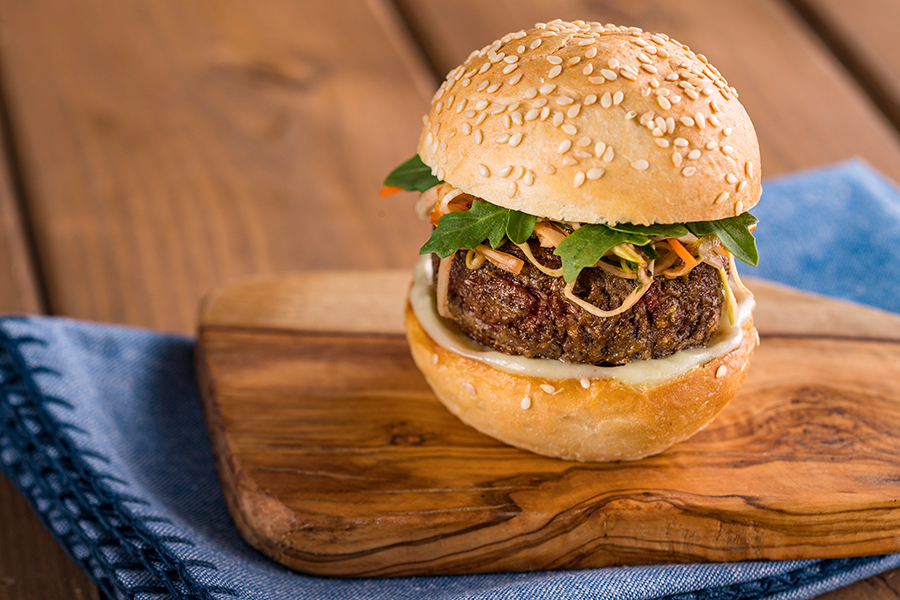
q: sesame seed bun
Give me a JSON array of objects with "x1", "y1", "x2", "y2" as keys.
[
  {"x1": 405, "y1": 302, "x2": 758, "y2": 462},
  {"x1": 418, "y1": 20, "x2": 761, "y2": 225}
]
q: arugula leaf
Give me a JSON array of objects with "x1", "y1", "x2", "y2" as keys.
[
  {"x1": 686, "y1": 212, "x2": 758, "y2": 266},
  {"x1": 384, "y1": 155, "x2": 443, "y2": 193},
  {"x1": 506, "y1": 211, "x2": 538, "y2": 244},
  {"x1": 553, "y1": 224, "x2": 650, "y2": 282},
  {"x1": 609, "y1": 222, "x2": 689, "y2": 238},
  {"x1": 420, "y1": 200, "x2": 536, "y2": 257}
]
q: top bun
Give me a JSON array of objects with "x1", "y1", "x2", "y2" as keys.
[{"x1": 418, "y1": 20, "x2": 761, "y2": 225}]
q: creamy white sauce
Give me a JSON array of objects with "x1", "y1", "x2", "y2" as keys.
[{"x1": 410, "y1": 256, "x2": 755, "y2": 388}]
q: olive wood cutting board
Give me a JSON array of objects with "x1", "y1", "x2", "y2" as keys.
[{"x1": 195, "y1": 270, "x2": 900, "y2": 577}]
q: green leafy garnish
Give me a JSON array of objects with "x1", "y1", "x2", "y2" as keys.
[
  {"x1": 554, "y1": 225, "x2": 652, "y2": 282},
  {"x1": 384, "y1": 155, "x2": 443, "y2": 193},
  {"x1": 420, "y1": 200, "x2": 537, "y2": 257},
  {"x1": 609, "y1": 222, "x2": 689, "y2": 238},
  {"x1": 686, "y1": 213, "x2": 759, "y2": 266}
]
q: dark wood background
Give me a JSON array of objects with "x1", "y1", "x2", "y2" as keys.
[{"x1": 0, "y1": 0, "x2": 899, "y2": 598}]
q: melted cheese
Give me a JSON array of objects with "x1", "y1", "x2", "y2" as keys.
[{"x1": 409, "y1": 256, "x2": 754, "y2": 388}]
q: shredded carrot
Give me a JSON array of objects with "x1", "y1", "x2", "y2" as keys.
[
  {"x1": 379, "y1": 185, "x2": 404, "y2": 197},
  {"x1": 534, "y1": 221, "x2": 568, "y2": 248},
  {"x1": 475, "y1": 244, "x2": 524, "y2": 275},
  {"x1": 667, "y1": 238, "x2": 698, "y2": 268}
]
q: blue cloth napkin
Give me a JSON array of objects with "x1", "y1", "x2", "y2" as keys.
[{"x1": 2, "y1": 159, "x2": 900, "y2": 600}]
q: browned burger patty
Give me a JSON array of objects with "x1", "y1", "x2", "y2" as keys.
[{"x1": 434, "y1": 241, "x2": 724, "y2": 366}]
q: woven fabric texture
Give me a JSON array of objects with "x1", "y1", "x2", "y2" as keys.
[{"x1": 1, "y1": 160, "x2": 900, "y2": 599}]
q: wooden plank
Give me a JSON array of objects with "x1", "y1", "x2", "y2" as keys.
[
  {"x1": 792, "y1": 0, "x2": 900, "y2": 133},
  {"x1": 394, "y1": 0, "x2": 900, "y2": 182},
  {"x1": 197, "y1": 271, "x2": 900, "y2": 577},
  {"x1": 0, "y1": 0, "x2": 436, "y2": 333}
]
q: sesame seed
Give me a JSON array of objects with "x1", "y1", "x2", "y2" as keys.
[
  {"x1": 709, "y1": 114, "x2": 720, "y2": 127},
  {"x1": 464, "y1": 382, "x2": 476, "y2": 395},
  {"x1": 641, "y1": 64, "x2": 658, "y2": 73},
  {"x1": 706, "y1": 141, "x2": 719, "y2": 150},
  {"x1": 562, "y1": 156, "x2": 578, "y2": 166},
  {"x1": 503, "y1": 114, "x2": 511, "y2": 128},
  {"x1": 487, "y1": 82, "x2": 501, "y2": 93},
  {"x1": 650, "y1": 34, "x2": 666, "y2": 45},
  {"x1": 687, "y1": 149, "x2": 701, "y2": 160},
  {"x1": 509, "y1": 132, "x2": 524, "y2": 147},
  {"x1": 498, "y1": 165, "x2": 513, "y2": 177},
  {"x1": 695, "y1": 113, "x2": 707, "y2": 129},
  {"x1": 568, "y1": 56, "x2": 582, "y2": 66},
  {"x1": 547, "y1": 55, "x2": 563, "y2": 65},
  {"x1": 521, "y1": 397, "x2": 532, "y2": 410},
  {"x1": 601, "y1": 92, "x2": 612, "y2": 108},
  {"x1": 549, "y1": 65, "x2": 562, "y2": 78},
  {"x1": 602, "y1": 146, "x2": 615, "y2": 161},
  {"x1": 594, "y1": 141, "x2": 606, "y2": 156},
  {"x1": 580, "y1": 377, "x2": 590, "y2": 389},
  {"x1": 435, "y1": 101, "x2": 443, "y2": 113},
  {"x1": 524, "y1": 87, "x2": 538, "y2": 99},
  {"x1": 657, "y1": 47, "x2": 670, "y2": 58},
  {"x1": 587, "y1": 167, "x2": 605, "y2": 179},
  {"x1": 511, "y1": 111, "x2": 524, "y2": 125},
  {"x1": 633, "y1": 38, "x2": 648, "y2": 47},
  {"x1": 556, "y1": 95, "x2": 575, "y2": 106},
  {"x1": 478, "y1": 63, "x2": 491, "y2": 75},
  {"x1": 540, "y1": 106, "x2": 551, "y2": 120},
  {"x1": 632, "y1": 159, "x2": 649, "y2": 170},
  {"x1": 475, "y1": 112, "x2": 487, "y2": 125},
  {"x1": 508, "y1": 181, "x2": 517, "y2": 197},
  {"x1": 640, "y1": 112, "x2": 653, "y2": 126},
  {"x1": 585, "y1": 46, "x2": 598, "y2": 58},
  {"x1": 512, "y1": 165, "x2": 525, "y2": 180},
  {"x1": 475, "y1": 100, "x2": 489, "y2": 111},
  {"x1": 525, "y1": 108, "x2": 540, "y2": 121},
  {"x1": 461, "y1": 78, "x2": 471, "y2": 87},
  {"x1": 568, "y1": 105, "x2": 581, "y2": 118},
  {"x1": 655, "y1": 138, "x2": 670, "y2": 148},
  {"x1": 674, "y1": 137, "x2": 688, "y2": 147},
  {"x1": 721, "y1": 145, "x2": 734, "y2": 155},
  {"x1": 490, "y1": 104, "x2": 506, "y2": 115},
  {"x1": 495, "y1": 132, "x2": 510, "y2": 144},
  {"x1": 562, "y1": 123, "x2": 577, "y2": 135},
  {"x1": 624, "y1": 110, "x2": 637, "y2": 120},
  {"x1": 504, "y1": 55, "x2": 518, "y2": 64},
  {"x1": 702, "y1": 87, "x2": 714, "y2": 96},
  {"x1": 735, "y1": 200, "x2": 743, "y2": 215},
  {"x1": 613, "y1": 91, "x2": 624, "y2": 105},
  {"x1": 474, "y1": 129, "x2": 483, "y2": 143},
  {"x1": 558, "y1": 139, "x2": 572, "y2": 154},
  {"x1": 574, "y1": 150, "x2": 591, "y2": 158},
  {"x1": 682, "y1": 166, "x2": 696, "y2": 177},
  {"x1": 477, "y1": 164, "x2": 490, "y2": 177},
  {"x1": 685, "y1": 89, "x2": 699, "y2": 100},
  {"x1": 672, "y1": 152, "x2": 683, "y2": 167},
  {"x1": 670, "y1": 95, "x2": 681, "y2": 104},
  {"x1": 476, "y1": 80, "x2": 489, "y2": 92},
  {"x1": 552, "y1": 112, "x2": 564, "y2": 126},
  {"x1": 737, "y1": 180, "x2": 748, "y2": 192},
  {"x1": 620, "y1": 70, "x2": 637, "y2": 81},
  {"x1": 715, "y1": 365, "x2": 727, "y2": 378},
  {"x1": 637, "y1": 52, "x2": 652, "y2": 64},
  {"x1": 574, "y1": 171, "x2": 586, "y2": 187},
  {"x1": 461, "y1": 122, "x2": 472, "y2": 135},
  {"x1": 456, "y1": 99, "x2": 467, "y2": 113},
  {"x1": 540, "y1": 84, "x2": 557, "y2": 94},
  {"x1": 724, "y1": 127, "x2": 733, "y2": 136},
  {"x1": 584, "y1": 94, "x2": 597, "y2": 106},
  {"x1": 725, "y1": 173, "x2": 737, "y2": 184},
  {"x1": 657, "y1": 96, "x2": 672, "y2": 110},
  {"x1": 540, "y1": 383, "x2": 556, "y2": 394},
  {"x1": 651, "y1": 128, "x2": 663, "y2": 137},
  {"x1": 517, "y1": 45, "x2": 525, "y2": 54},
  {"x1": 716, "y1": 191, "x2": 730, "y2": 204},
  {"x1": 745, "y1": 161, "x2": 754, "y2": 177},
  {"x1": 679, "y1": 116, "x2": 694, "y2": 128},
  {"x1": 600, "y1": 68, "x2": 617, "y2": 80},
  {"x1": 576, "y1": 136, "x2": 591, "y2": 147},
  {"x1": 509, "y1": 73, "x2": 523, "y2": 85},
  {"x1": 502, "y1": 64, "x2": 517, "y2": 74},
  {"x1": 530, "y1": 39, "x2": 542, "y2": 49}
]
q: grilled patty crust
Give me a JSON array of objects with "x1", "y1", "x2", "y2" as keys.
[{"x1": 434, "y1": 241, "x2": 725, "y2": 366}]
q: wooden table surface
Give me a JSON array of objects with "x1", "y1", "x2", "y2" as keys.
[{"x1": 0, "y1": 1, "x2": 898, "y2": 598}]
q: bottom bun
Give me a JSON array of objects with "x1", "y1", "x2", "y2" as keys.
[{"x1": 405, "y1": 302, "x2": 757, "y2": 462}]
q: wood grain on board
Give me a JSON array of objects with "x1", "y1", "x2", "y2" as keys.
[
  {"x1": 0, "y1": 0, "x2": 435, "y2": 333},
  {"x1": 196, "y1": 271, "x2": 900, "y2": 577},
  {"x1": 395, "y1": 0, "x2": 900, "y2": 181}
]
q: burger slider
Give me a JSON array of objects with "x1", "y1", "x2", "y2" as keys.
[{"x1": 383, "y1": 19, "x2": 761, "y2": 461}]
